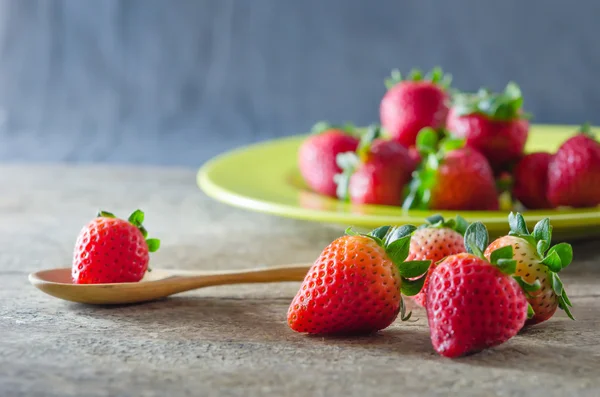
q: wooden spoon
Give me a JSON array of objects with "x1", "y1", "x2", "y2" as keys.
[{"x1": 28, "y1": 264, "x2": 311, "y2": 305}]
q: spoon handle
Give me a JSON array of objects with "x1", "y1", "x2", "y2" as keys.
[{"x1": 163, "y1": 263, "x2": 312, "y2": 293}]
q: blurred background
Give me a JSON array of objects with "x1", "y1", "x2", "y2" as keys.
[{"x1": 0, "y1": 0, "x2": 598, "y2": 166}]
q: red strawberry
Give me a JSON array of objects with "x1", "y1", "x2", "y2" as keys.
[
  {"x1": 485, "y1": 212, "x2": 574, "y2": 325},
  {"x1": 547, "y1": 124, "x2": 600, "y2": 208},
  {"x1": 288, "y1": 225, "x2": 431, "y2": 335},
  {"x1": 426, "y1": 222, "x2": 528, "y2": 358},
  {"x1": 512, "y1": 152, "x2": 554, "y2": 209},
  {"x1": 380, "y1": 67, "x2": 451, "y2": 148},
  {"x1": 407, "y1": 214, "x2": 468, "y2": 307},
  {"x1": 335, "y1": 125, "x2": 415, "y2": 206},
  {"x1": 446, "y1": 82, "x2": 529, "y2": 172},
  {"x1": 403, "y1": 129, "x2": 499, "y2": 211},
  {"x1": 298, "y1": 122, "x2": 359, "y2": 197},
  {"x1": 72, "y1": 210, "x2": 160, "y2": 284}
]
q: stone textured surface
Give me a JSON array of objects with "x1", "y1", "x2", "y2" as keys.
[
  {"x1": 1, "y1": 1, "x2": 600, "y2": 166},
  {"x1": 1, "y1": 164, "x2": 600, "y2": 396}
]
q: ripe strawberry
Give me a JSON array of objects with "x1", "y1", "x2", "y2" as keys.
[
  {"x1": 426, "y1": 222, "x2": 528, "y2": 358},
  {"x1": 407, "y1": 214, "x2": 468, "y2": 308},
  {"x1": 402, "y1": 129, "x2": 499, "y2": 211},
  {"x1": 298, "y1": 122, "x2": 359, "y2": 197},
  {"x1": 380, "y1": 67, "x2": 451, "y2": 148},
  {"x1": 288, "y1": 225, "x2": 431, "y2": 335},
  {"x1": 72, "y1": 210, "x2": 161, "y2": 284},
  {"x1": 547, "y1": 124, "x2": 600, "y2": 208},
  {"x1": 446, "y1": 82, "x2": 529, "y2": 172},
  {"x1": 512, "y1": 152, "x2": 554, "y2": 209},
  {"x1": 485, "y1": 212, "x2": 574, "y2": 325},
  {"x1": 335, "y1": 125, "x2": 415, "y2": 206}
]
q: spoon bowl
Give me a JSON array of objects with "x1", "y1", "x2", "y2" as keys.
[{"x1": 29, "y1": 264, "x2": 311, "y2": 305}]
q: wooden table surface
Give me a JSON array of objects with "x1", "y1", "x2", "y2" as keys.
[{"x1": 1, "y1": 164, "x2": 599, "y2": 397}]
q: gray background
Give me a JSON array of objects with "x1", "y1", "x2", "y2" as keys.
[{"x1": 0, "y1": 0, "x2": 597, "y2": 166}]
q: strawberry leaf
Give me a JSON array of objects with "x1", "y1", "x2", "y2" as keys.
[
  {"x1": 97, "y1": 210, "x2": 116, "y2": 218},
  {"x1": 128, "y1": 209, "x2": 145, "y2": 227},
  {"x1": 452, "y1": 82, "x2": 527, "y2": 121},
  {"x1": 532, "y1": 218, "x2": 551, "y2": 256},
  {"x1": 310, "y1": 121, "x2": 358, "y2": 136},
  {"x1": 384, "y1": 69, "x2": 403, "y2": 90},
  {"x1": 139, "y1": 226, "x2": 148, "y2": 239},
  {"x1": 552, "y1": 272, "x2": 564, "y2": 297},
  {"x1": 401, "y1": 274, "x2": 427, "y2": 296},
  {"x1": 425, "y1": 214, "x2": 444, "y2": 226},
  {"x1": 548, "y1": 243, "x2": 573, "y2": 270},
  {"x1": 527, "y1": 303, "x2": 535, "y2": 319},
  {"x1": 464, "y1": 222, "x2": 489, "y2": 259},
  {"x1": 334, "y1": 152, "x2": 359, "y2": 201},
  {"x1": 541, "y1": 251, "x2": 562, "y2": 272},
  {"x1": 146, "y1": 238, "x2": 160, "y2": 253},
  {"x1": 439, "y1": 137, "x2": 465, "y2": 153},
  {"x1": 495, "y1": 259, "x2": 517, "y2": 275},
  {"x1": 558, "y1": 296, "x2": 575, "y2": 320},
  {"x1": 489, "y1": 245, "x2": 514, "y2": 264},
  {"x1": 344, "y1": 226, "x2": 360, "y2": 236},
  {"x1": 513, "y1": 276, "x2": 541, "y2": 293},
  {"x1": 508, "y1": 212, "x2": 529, "y2": 236},
  {"x1": 399, "y1": 297, "x2": 412, "y2": 321},
  {"x1": 578, "y1": 122, "x2": 592, "y2": 135},
  {"x1": 384, "y1": 225, "x2": 417, "y2": 246},
  {"x1": 416, "y1": 127, "x2": 439, "y2": 153},
  {"x1": 356, "y1": 124, "x2": 381, "y2": 161},
  {"x1": 397, "y1": 260, "x2": 431, "y2": 278},
  {"x1": 368, "y1": 226, "x2": 391, "y2": 241},
  {"x1": 385, "y1": 235, "x2": 412, "y2": 265},
  {"x1": 336, "y1": 151, "x2": 359, "y2": 171}
]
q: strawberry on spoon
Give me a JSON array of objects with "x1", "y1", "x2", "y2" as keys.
[{"x1": 72, "y1": 209, "x2": 160, "y2": 284}]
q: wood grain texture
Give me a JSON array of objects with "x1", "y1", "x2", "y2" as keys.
[
  {"x1": 0, "y1": 0, "x2": 599, "y2": 166},
  {"x1": 0, "y1": 164, "x2": 599, "y2": 396}
]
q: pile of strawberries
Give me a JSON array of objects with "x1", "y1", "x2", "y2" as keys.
[
  {"x1": 287, "y1": 213, "x2": 574, "y2": 358},
  {"x1": 298, "y1": 67, "x2": 600, "y2": 210}
]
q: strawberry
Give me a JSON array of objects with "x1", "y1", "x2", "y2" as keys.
[
  {"x1": 512, "y1": 152, "x2": 554, "y2": 209},
  {"x1": 407, "y1": 214, "x2": 468, "y2": 307},
  {"x1": 446, "y1": 82, "x2": 529, "y2": 172},
  {"x1": 547, "y1": 124, "x2": 600, "y2": 208},
  {"x1": 298, "y1": 122, "x2": 359, "y2": 197},
  {"x1": 402, "y1": 129, "x2": 499, "y2": 211},
  {"x1": 379, "y1": 67, "x2": 451, "y2": 148},
  {"x1": 287, "y1": 225, "x2": 431, "y2": 335},
  {"x1": 72, "y1": 210, "x2": 161, "y2": 284},
  {"x1": 485, "y1": 212, "x2": 574, "y2": 325},
  {"x1": 335, "y1": 125, "x2": 415, "y2": 206},
  {"x1": 426, "y1": 222, "x2": 529, "y2": 358}
]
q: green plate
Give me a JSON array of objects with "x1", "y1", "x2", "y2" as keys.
[{"x1": 197, "y1": 124, "x2": 600, "y2": 240}]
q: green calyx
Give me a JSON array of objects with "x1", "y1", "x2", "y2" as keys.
[
  {"x1": 464, "y1": 221, "x2": 541, "y2": 296},
  {"x1": 384, "y1": 66, "x2": 452, "y2": 90},
  {"x1": 310, "y1": 120, "x2": 359, "y2": 136},
  {"x1": 506, "y1": 212, "x2": 574, "y2": 320},
  {"x1": 334, "y1": 124, "x2": 383, "y2": 201},
  {"x1": 451, "y1": 82, "x2": 530, "y2": 121},
  {"x1": 577, "y1": 122, "x2": 596, "y2": 140},
  {"x1": 402, "y1": 127, "x2": 465, "y2": 210},
  {"x1": 345, "y1": 224, "x2": 433, "y2": 320},
  {"x1": 97, "y1": 209, "x2": 161, "y2": 253},
  {"x1": 419, "y1": 214, "x2": 469, "y2": 236}
]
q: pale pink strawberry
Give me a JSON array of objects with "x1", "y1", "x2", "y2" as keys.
[{"x1": 407, "y1": 215, "x2": 468, "y2": 307}]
